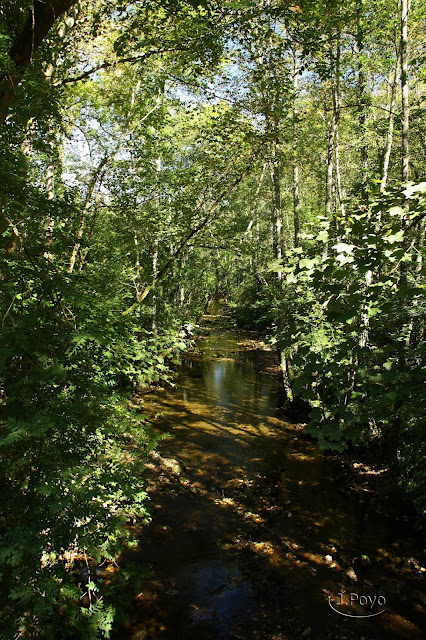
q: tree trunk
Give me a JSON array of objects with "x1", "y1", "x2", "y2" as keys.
[
  {"x1": 387, "y1": 0, "x2": 412, "y2": 482},
  {"x1": 360, "y1": 269, "x2": 373, "y2": 349},
  {"x1": 0, "y1": 0, "x2": 78, "y2": 125},
  {"x1": 380, "y1": 66, "x2": 398, "y2": 191},
  {"x1": 400, "y1": 0, "x2": 410, "y2": 182},
  {"x1": 333, "y1": 42, "x2": 345, "y2": 221},
  {"x1": 325, "y1": 107, "x2": 334, "y2": 219},
  {"x1": 152, "y1": 156, "x2": 161, "y2": 335},
  {"x1": 151, "y1": 237, "x2": 159, "y2": 335},
  {"x1": 408, "y1": 220, "x2": 425, "y2": 346},
  {"x1": 356, "y1": 0, "x2": 368, "y2": 199},
  {"x1": 270, "y1": 137, "x2": 283, "y2": 276},
  {"x1": 292, "y1": 52, "x2": 301, "y2": 247},
  {"x1": 43, "y1": 139, "x2": 56, "y2": 260},
  {"x1": 248, "y1": 162, "x2": 266, "y2": 273}
]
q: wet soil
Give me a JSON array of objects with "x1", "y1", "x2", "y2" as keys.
[{"x1": 113, "y1": 314, "x2": 426, "y2": 640}]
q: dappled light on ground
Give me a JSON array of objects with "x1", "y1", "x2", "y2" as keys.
[{"x1": 114, "y1": 324, "x2": 426, "y2": 640}]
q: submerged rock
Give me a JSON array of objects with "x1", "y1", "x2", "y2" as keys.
[{"x1": 345, "y1": 567, "x2": 358, "y2": 581}]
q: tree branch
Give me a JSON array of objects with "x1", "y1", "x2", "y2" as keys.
[
  {"x1": 61, "y1": 49, "x2": 179, "y2": 85},
  {"x1": 324, "y1": 103, "x2": 400, "y2": 119}
]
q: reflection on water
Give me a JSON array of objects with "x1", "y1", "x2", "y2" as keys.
[{"x1": 116, "y1": 328, "x2": 426, "y2": 640}]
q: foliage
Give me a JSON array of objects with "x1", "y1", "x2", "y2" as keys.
[
  {"x1": 273, "y1": 183, "x2": 425, "y2": 500},
  {"x1": 0, "y1": 189, "x2": 189, "y2": 636},
  {"x1": 0, "y1": 0, "x2": 425, "y2": 636}
]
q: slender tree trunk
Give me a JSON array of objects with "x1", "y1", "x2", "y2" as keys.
[
  {"x1": 334, "y1": 130, "x2": 344, "y2": 219},
  {"x1": 333, "y1": 42, "x2": 345, "y2": 220},
  {"x1": 292, "y1": 52, "x2": 301, "y2": 247},
  {"x1": 270, "y1": 136, "x2": 283, "y2": 276},
  {"x1": 325, "y1": 107, "x2": 334, "y2": 219},
  {"x1": 134, "y1": 230, "x2": 140, "y2": 273},
  {"x1": 408, "y1": 220, "x2": 425, "y2": 346},
  {"x1": 152, "y1": 155, "x2": 161, "y2": 336},
  {"x1": 386, "y1": 0, "x2": 412, "y2": 481},
  {"x1": 356, "y1": 0, "x2": 368, "y2": 199},
  {"x1": 249, "y1": 162, "x2": 266, "y2": 273},
  {"x1": 130, "y1": 229, "x2": 143, "y2": 302},
  {"x1": 400, "y1": 0, "x2": 410, "y2": 182},
  {"x1": 45, "y1": 152, "x2": 55, "y2": 202},
  {"x1": 279, "y1": 351, "x2": 293, "y2": 402},
  {"x1": 380, "y1": 70, "x2": 398, "y2": 191},
  {"x1": 151, "y1": 237, "x2": 159, "y2": 335},
  {"x1": 20, "y1": 118, "x2": 36, "y2": 165},
  {"x1": 360, "y1": 269, "x2": 373, "y2": 349},
  {"x1": 43, "y1": 139, "x2": 56, "y2": 260}
]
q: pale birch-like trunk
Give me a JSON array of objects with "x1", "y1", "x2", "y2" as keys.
[
  {"x1": 151, "y1": 236, "x2": 159, "y2": 335},
  {"x1": 356, "y1": 0, "x2": 368, "y2": 199},
  {"x1": 333, "y1": 42, "x2": 345, "y2": 220},
  {"x1": 380, "y1": 62, "x2": 398, "y2": 191},
  {"x1": 386, "y1": 0, "x2": 411, "y2": 480},
  {"x1": 251, "y1": 162, "x2": 266, "y2": 273},
  {"x1": 400, "y1": 0, "x2": 410, "y2": 182},
  {"x1": 270, "y1": 137, "x2": 283, "y2": 277},
  {"x1": 360, "y1": 269, "x2": 373, "y2": 349},
  {"x1": 292, "y1": 51, "x2": 301, "y2": 247},
  {"x1": 325, "y1": 112, "x2": 334, "y2": 219},
  {"x1": 152, "y1": 154, "x2": 161, "y2": 336}
]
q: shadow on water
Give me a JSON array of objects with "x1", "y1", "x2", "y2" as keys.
[{"x1": 113, "y1": 320, "x2": 426, "y2": 640}]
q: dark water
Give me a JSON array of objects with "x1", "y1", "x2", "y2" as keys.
[{"x1": 115, "y1": 325, "x2": 426, "y2": 640}]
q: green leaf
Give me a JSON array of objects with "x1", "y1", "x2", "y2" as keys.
[
  {"x1": 386, "y1": 231, "x2": 404, "y2": 243},
  {"x1": 333, "y1": 242, "x2": 355, "y2": 254},
  {"x1": 367, "y1": 307, "x2": 381, "y2": 317},
  {"x1": 299, "y1": 258, "x2": 318, "y2": 270},
  {"x1": 316, "y1": 230, "x2": 329, "y2": 243},
  {"x1": 336, "y1": 254, "x2": 354, "y2": 265}
]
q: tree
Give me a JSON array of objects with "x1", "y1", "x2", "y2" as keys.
[{"x1": 0, "y1": 0, "x2": 79, "y2": 124}]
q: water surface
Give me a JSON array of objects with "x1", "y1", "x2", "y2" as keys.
[{"x1": 117, "y1": 326, "x2": 426, "y2": 640}]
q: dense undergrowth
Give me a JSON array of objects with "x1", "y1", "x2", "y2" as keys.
[
  {"x1": 0, "y1": 298, "x2": 189, "y2": 638},
  {"x1": 231, "y1": 183, "x2": 426, "y2": 519},
  {"x1": 0, "y1": 196, "x2": 190, "y2": 637}
]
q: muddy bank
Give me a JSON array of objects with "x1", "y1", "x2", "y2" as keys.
[{"x1": 112, "y1": 326, "x2": 426, "y2": 640}]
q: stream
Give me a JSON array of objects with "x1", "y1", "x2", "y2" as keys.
[{"x1": 115, "y1": 316, "x2": 426, "y2": 640}]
